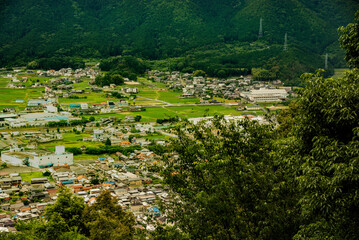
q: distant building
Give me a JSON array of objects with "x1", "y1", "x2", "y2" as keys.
[
  {"x1": 27, "y1": 99, "x2": 47, "y2": 107},
  {"x1": 93, "y1": 129, "x2": 104, "y2": 141},
  {"x1": 246, "y1": 88, "x2": 288, "y2": 102},
  {"x1": 1, "y1": 146, "x2": 73, "y2": 168},
  {"x1": 4, "y1": 112, "x2": 69, "y2": 127},
  {"x1": 46, "y1": 105, "x2": 58, "y2": 113}
]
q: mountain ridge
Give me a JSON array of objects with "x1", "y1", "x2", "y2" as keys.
[{"x1": 0, "y1": 0, "x2": 357, "y2": 80}]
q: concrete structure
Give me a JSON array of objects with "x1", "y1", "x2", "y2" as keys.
[
  {"x1": 80, "y1": 103, "x2": 88, "y2": 110},
  {"x1": 93, "y1": 129, "x2": 104, "y2": 141},
  {"x1": 1, "y1": 146, "x2": 73, "y2": 168},
  {"x1": 246, "y1": 88, "x2": 288, "y2": 102},
  {"x1": 4, "y1": 112, "x2": 69, "y2": 128},
  {"x1": 46, "y1": 105, "x2": 58, "y2": 113}
]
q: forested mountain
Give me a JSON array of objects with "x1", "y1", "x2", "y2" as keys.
[{"x1": 0, "y1": 0, "x2": 357, "y2": 80}]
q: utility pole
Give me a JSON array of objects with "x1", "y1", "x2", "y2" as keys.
[
  {"x1": 258, "y1": 18, "x2": 263, "y2": 39},
  {"x1": 283, "y1": 33, "x2": 288, "y2": 51}
]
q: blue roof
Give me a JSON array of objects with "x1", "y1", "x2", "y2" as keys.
[
  {"x1": 28, "y1": 99, "x2": 47, "y2": 103},
  {"x1": 27, "y1": 99, "x2": 47, "y2": 106},
  {"x1": 61, "y1": 180, "x2": 74, "y2": 184},
  {"x1": 99, "y1": 157, "x2": 105, "y2": 160},
  {"x1": 149, "y1": 206, "x2": 161, "y2": 215},
  {"x1": 69, "y1": 104, "x2": 81, "y2": 107},
  {"x1": 105, "y1": 181, "x2": 115, "y2": 184}
]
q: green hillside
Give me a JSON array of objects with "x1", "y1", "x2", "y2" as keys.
[{"x1": 0, "y1": 0, "x2": 357, "y2": 81}]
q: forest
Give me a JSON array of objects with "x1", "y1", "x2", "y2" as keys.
[{"x1": 0, "y1": 0, "x2": 358, "y2": 83}]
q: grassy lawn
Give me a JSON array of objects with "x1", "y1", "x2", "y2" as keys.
[{"x1": 20, "y1": 171, "x2": 44, "y2": 182}]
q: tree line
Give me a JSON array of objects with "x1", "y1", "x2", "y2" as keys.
[{"x1": 153, "y1": 12, "x2": 359, "y2": 239}]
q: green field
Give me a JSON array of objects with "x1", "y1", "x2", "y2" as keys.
[
  {"x1": 137, "y1": 89, "x2": 200, "y2": 104},
  {"x1": 20, "y1": 171, "x2": 44, "y2": 182},
  {"x1": 0, "y1": 88, "x2": 43, "y2": 110},
  {"x1": 59, "y1": 92, "x2": 114, "y2": 105},
  {"x1": 38, "y1": 133, "x2": 102, "y2": 151},
  {"x1": 0, "y1": 77, "x2": 9, "y2": 88},
  {"x1": 83, "y1": 105, "x2": 262, "y2": 122}
]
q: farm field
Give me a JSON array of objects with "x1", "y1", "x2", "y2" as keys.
[
  {"x1": 0, "y1": 88, "x2": 43, "y2": 110},
  {"x1": 38, "y1": 133, "x2": 102, "y2": 151},
  {"x1": 0, "y1": 77, "x2": 9, "y2": 87},
  {"x1": 59, "y1": 92, "x2": 115, "y2": 105},
  {"x1": 137, "y1": 89, "x2": 201, "y2": 104},
  {"x1": 82, "y1": 105, "x2": 262, "y2": 122}
]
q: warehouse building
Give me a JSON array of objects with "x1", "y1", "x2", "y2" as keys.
[{"x1": 243, "y1": 88, "x2": 288, "y2": 103}]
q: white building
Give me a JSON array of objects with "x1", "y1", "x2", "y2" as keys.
[
  {"x1": 81, "y1": 103, "x2": 88, "y2": 110},
  {"x1": 4, "y1": 112, "x2": 70, "y2": 128},
  {"x1": 93, "y1": 129, "x2": 104, "y2": 141},
  {"x1": 1, "y1": 146, "x2": 73, "y2": 168},
  {"x1": 246, "y1": 88, "x2": 288, "y2": 103},
  {"x1": 46, "y1": 105, "x2": 58, "y2": 113}
]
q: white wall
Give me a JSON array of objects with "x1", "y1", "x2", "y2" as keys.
[{"x1": 31, "y1": 153, "x2": 73, "y2": 168}]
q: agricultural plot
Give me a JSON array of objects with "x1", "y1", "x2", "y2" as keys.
[
  {"x1": 59, "y1": 92, "x2": 115, "y2": 105},
  {"x1": 20, "y1": 171, "x2": 44, "y2": 182},
  {"x1": 0, "y1": 88, "x2": 42, "y2": 110},
  {"x1": 82, "y1": 105, "x2": 262, "y2": 122},
  {"x1": 38, "y1": 133, "x2": 102, "y2": 151},
  {"x1": 0, "y1": 77, "x2": 9, "y2": 88},
  {"x1": 157, "y1": 91, "x2": 200, "y2": 104}
]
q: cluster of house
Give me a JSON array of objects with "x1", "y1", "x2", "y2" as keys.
[
  {"x1": 0, "y1": 143, "x2": 168, "y2": 233},
  {"x1": 88, "y1": 123, "x2": 156, "y2": 146},
  {"x1": 6, "y1": 68, "x2": 99, "y2": 89},
  {"x1": 38, "y1": 68, "x2": 99, "y2": 79},
  {"x1": 188, "y1": 115, "x2": 265, "y2": 125},
  {"x1": 148, "y1": 70, "x2": 292, "y2": 103}
]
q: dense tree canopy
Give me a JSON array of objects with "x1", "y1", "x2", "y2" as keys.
[
  {"x1": 157, "y1": 11, "x2": 359, "y2": 239},
  {"x1": 83, "y1": 190, "x2": 135, "y2": 240},
  {"x1": 339, "y1": 10, "x2": 359, "y2": 68},
  {"x1": 0, "y1": 0, "x2": 357, "y2": 83},
  {"x1": 161, "y1": 117, "x2": 299, "y2": 239}
]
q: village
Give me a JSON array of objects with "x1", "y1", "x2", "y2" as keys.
[
  {"x1": 0, "y1": 121, "x2": 171, "y2": 233},
  {"x1": 0, "y1": 66, "x2": 293, "y2": 233}
]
